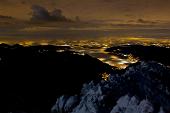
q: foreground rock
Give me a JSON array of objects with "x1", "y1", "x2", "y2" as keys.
[{"x1": 52, "y1": 61, "x2": 170, "y2": 113}]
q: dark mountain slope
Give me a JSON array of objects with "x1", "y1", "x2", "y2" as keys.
[
  {"x1": 106, "y1": 45, "x2": 170, "y2": 66},
  {"x1": 2, "y1": 44, "x2": 112, "y2": 113}
]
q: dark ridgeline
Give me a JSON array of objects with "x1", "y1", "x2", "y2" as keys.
[
  {"x1": 3, "y1": 44, "x2": 112, "y2": 113},
  {"x1": 106, "y1": 45, "x2": 170, "y2": 66}
]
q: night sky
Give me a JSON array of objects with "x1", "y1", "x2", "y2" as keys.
[{"x1": 0, "y1": 0, "x2": 170, "y2": 21}]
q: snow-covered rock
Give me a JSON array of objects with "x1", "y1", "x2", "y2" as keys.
[
  {"x1": 51, "y1": 95, "x2": 79, "y2": 113},
  {"x1": 71, "y1": 83, "x2": 105, "y2": 113},
  {"x1": 110, "y1": 95, "x2": 154, "y2": 113},
  {"x1": 52, "y1": 61, "x2": 170, "y2": 113},
  {"x1": 159, "y1": 107, "x2": 165, "y2": 113}
]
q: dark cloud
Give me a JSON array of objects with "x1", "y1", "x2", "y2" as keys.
[
  {"x1": 31, "y1": 5, "x2": 50, "y2": 21},
  {"x1": 31, "y1": 5, "x2": 69, "y2": 22},
  {"x1": 50, "y1": 9, "x2": 69, "y2": 21},
  {"x1": 137, "y1": 19, "x2": 158, "y2": 24},
  {"x1": 0, "y1": 15, "x2": 13, "y2": 19}
]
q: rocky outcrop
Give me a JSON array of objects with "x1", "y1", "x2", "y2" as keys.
[{"x1": 52, "y1": 61, "x2": 170, "y2": 113}]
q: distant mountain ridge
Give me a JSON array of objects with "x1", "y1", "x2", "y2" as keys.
[{"x1": 106, "y1": 45, "x2": 170, "y2": 66}]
